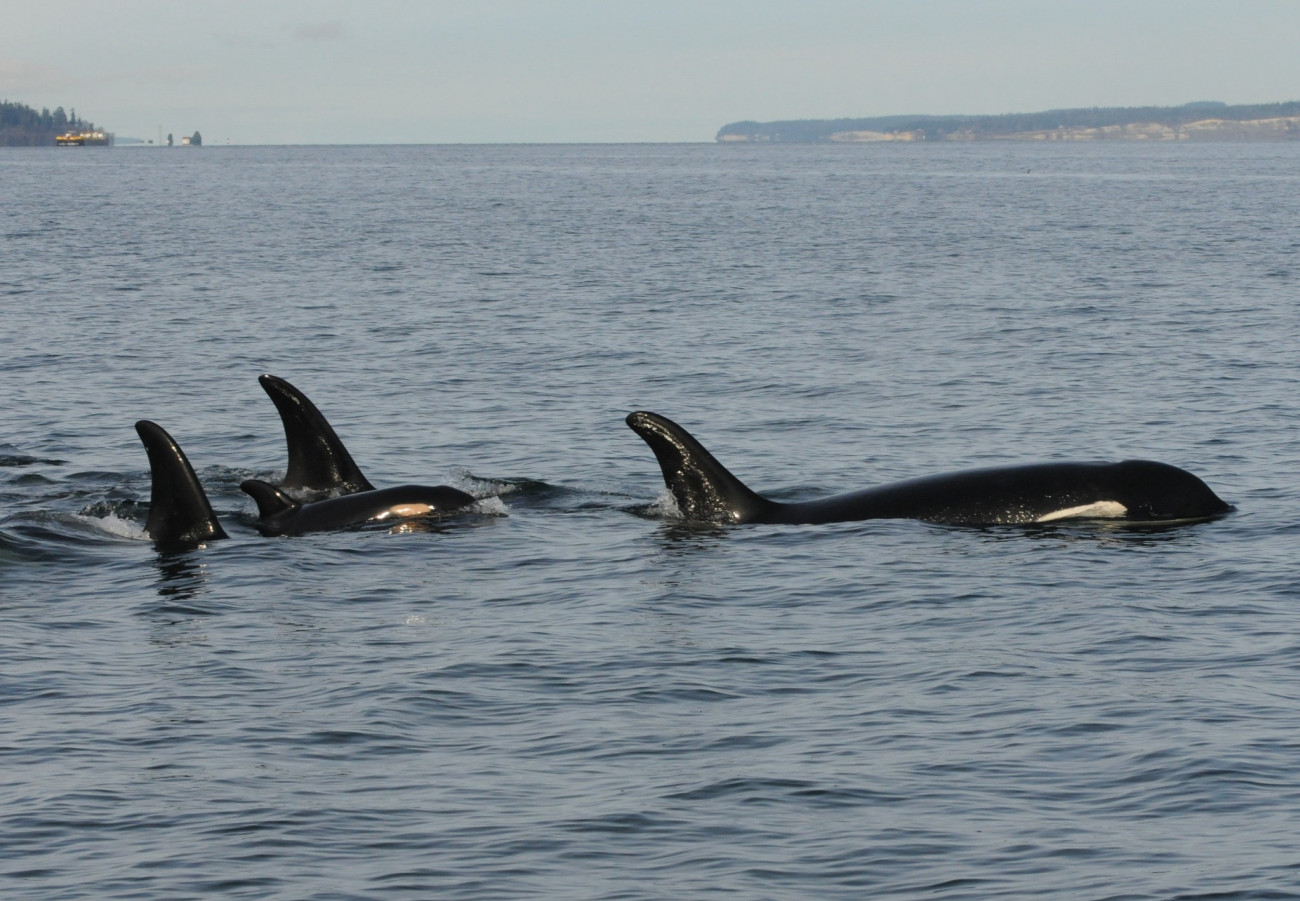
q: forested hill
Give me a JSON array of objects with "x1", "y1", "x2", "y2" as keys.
[
  {"x1": 717, "y1": 101, "x2": 1300, "y2": 143},
  {"x1": 1, "y1": 100, "x2": 103, "y2": 146}
]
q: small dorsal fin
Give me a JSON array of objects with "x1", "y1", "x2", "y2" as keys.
[
  {"x1": 258, "y1": 374, "x2": 375, "y2": 496},
  {"x1": 239, "y1": 479, "x2": 303, "y2": 520},
  {"x1": 626, "y1": 412, "x2": 774, "y2": 524},
  {"x1": 135, "y1": 420, "x2": 228, "y2": 550}
]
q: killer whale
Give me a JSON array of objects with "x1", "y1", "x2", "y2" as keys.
[
  {"x1": 135, "y1": 420, "x2": 229, "y2": 550},
  {"x1": 240, "y1": 479, "x2": 475, "y2": 536},
  {"x1": 258, "y1": 373, "x2": 375, "y2": 497},
  {"x1": 133, "y1": 376, "x2": 478, "y2": 548},
  {"x1": 135, "y1": 421, "x2": 476, "y2": 546},
  {"x1": 626, "y1": 411, "x2": 1232, "y2": 526},
  {"x1": 246, "y1": 374, "x2": 478, "y2": 533}
]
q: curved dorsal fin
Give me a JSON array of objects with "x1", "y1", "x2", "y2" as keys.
[
  {"x1": 239, "y1": 478, "x2": 302, "y2": 520},
  {"x1": 626, "y1": 412, "x2": 774, "y2": 524},
  {"x1": 135, "y1": 420, "x2": 228, "y2": 550},
  {"x1": 258, "y1": 374, "x2": 375, "y2": 496}
]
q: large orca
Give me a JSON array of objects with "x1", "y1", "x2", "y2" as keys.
[
  {"x1": 135, "y1": 420, "x2": 229, "y2": 550},
  {"x1": 626, "y1": 411, "x2": 1232, "y2": 526},
  {"x1": 258, "y1": 373, "x2": 375, "y2": 497},
  {"x1": 240, "y1": 479, "x2": 475, "y2": 536}
]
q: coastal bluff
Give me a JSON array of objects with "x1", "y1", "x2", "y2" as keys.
[{"x1": 717, "y1": 101, "x2": 1300, "y2": 143}]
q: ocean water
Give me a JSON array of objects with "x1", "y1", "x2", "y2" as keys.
[{"x1": 3, "y1": 141, "x2": 1300, "y2": 900}]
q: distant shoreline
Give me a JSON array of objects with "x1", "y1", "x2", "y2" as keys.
[{"x1": 717, "y1": 101, "x2": 1300, "y2": 143}]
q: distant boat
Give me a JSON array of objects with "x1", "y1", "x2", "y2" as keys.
[{"x1": 56, "y1": 130, "x2": 111, "y2": 146}]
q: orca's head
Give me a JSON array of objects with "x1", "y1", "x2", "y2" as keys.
[{"x1": 1112, "y1": 460, "x2": 1232, "y2": 521}]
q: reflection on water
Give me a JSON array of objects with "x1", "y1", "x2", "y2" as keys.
[
  {"x1": 382, "y1": 518, "x2": 455, "y2": 536},
  {"x1": 646, "y1": 514, "x2": 1212, "y2": 554},
  {"x1": 150, "y1": 549, "x2": 212, "y2": 611},
  {"x1": 981, "y1": 517, "x2": 1222, "y2": 546},
  {"x1": 652, "y1": 520, "x2": 734, "y2": 554}
]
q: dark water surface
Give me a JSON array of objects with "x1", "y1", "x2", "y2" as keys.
[{"x1": 3, "y1": 142, "x2": 1300, "y2": 899}]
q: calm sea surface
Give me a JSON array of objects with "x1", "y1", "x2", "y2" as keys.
[{"x1": 3, "y1": 142, "x2": 1300, "y2": 899}]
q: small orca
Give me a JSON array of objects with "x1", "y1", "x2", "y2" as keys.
[
  {"x1": 135, "y1": 420, "x2": 229, "y2": 550},
  {"x1": 134, "y1": 375, "x2": 478, "y2": 547},
  {"x1": 626, "y1": 411, "x2": 1232, "y2": 526},
  {"x1": 247, "y1": 375, "x2": 476, "y2": 534},
  {"x1": 257, "y1": 374, "x2": 375, "y2": 497},
  {"x1": 240, "y1": 479, "x2": 476, "y2": 536}
]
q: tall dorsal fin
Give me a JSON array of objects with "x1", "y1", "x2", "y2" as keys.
[
  {"x1": 239, "y1": 479, "x2": 302, "y2": 520},
  {"x1": 258, "y1": 374, "x2": 375, "y2": 495},
  {"x1": 626, "y1": 412, "x2": 774, "y2": 524},
  {"x1": 135, "y1": 420, "x2": 228, "y2": 550}
]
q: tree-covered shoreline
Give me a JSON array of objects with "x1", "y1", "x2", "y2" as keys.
[
  {"x1": 1, "y1": 100, "x2": 104, "y2": 146},
  {"x1": 717, "y1": 100, "x2": 1300, "y2": 143}
]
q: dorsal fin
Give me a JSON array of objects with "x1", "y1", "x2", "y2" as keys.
[
  {"x1": 239, "y1": 479, "x2": 303, "y2": 520},
  {"x1": 135, "y1": 420, "x2": 229, "y2": 550},
  {"x1": 626, "y1": 412, "x2": 774, "y2": 524},
  {"x1": 258, "y1": 374, "x2": 375, "y2": 495}
]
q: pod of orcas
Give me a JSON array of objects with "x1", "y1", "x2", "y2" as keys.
[
  {"x1": 133, "y1": 375, "x2": 1233, "y2": 551},
  {"x1": 137, "y1": 375, "x2": 475, "y2": 551}
]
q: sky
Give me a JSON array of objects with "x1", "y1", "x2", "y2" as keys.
[{"x1": 4, "y1": 0, "x2": 1300, "y2": 144}]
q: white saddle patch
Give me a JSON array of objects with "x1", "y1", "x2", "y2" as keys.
[
  {"x1": 374, "y1": 503, "x2": 436, "y2": 520},
  {"x1": 1035, "y1": 500, "x2": 1128, "y2": 523}
]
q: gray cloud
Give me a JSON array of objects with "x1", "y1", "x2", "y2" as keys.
[
  {"x1": 0, "y1": 59, "x2": 69, "y2": 94},
  {"x1": 293, "y1": 22, "x2": 347, "y2": 42},
  {"x1": 215, "y1": 32, "x2": 276, "y2": 50}
]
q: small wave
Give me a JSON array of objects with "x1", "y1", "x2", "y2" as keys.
[
  {"x1": 653, "y1": 489, "x2": 682, "y2": 519},
  {"x1": 0, "y1": 508, "x2": 148, "y2": 562},
  {"x1": 0, "y1": 453, "x2": 66, "y2": 468},
  {"x1": 451, "y1": 471, "x2": 638, "y2": 516},
  {"x1": 449, "y1": 468, "x2": 518, "y2": 497},
  {"x1": 450, "y1": 470, "x2": 562, "y2": 500},
  {"x1": 75, "y1": 511, "x2": 149, "y2": 542},
  {"x1": 626, "y1": 489, "x2": 684, "y2": 520},
  {"x1": 5, "y1": 472, "x2": 58, "y2": 487},
  {"x1": 0, "y1": 527, "x2": 45, "y2": 564},
  {"x1": 470, "y1": 496, "x2": 509, "y2": 517},
  {"x1": 78, "y1": 498, "x2": 153, "y2": 541}
]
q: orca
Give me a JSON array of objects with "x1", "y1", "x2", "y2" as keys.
[
  {"x1": 258, "y1": 374, "x2": 375, "y2": 497},
  {"x1": 626, "y1": 411, "x2": 1232, "y2": 526},
  {"x1": 247, "y1": 374, "x2": 476, "y2": 534},
  {"x1": 239, "y1": 479, "x2": 476, "y2": 536},
  {"x1": 135, "y1": 420, "x2": 229, "y2": 550},
  {"x1": 134, "y1": 375, "x2": 478, "y2": 547}
]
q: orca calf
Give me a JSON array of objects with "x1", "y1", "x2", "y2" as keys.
[
  {"x1": 258, "y1": 373, "x2": 375, "y2": 497},
  {"x1": 240, "y1": 479, "x2": 475, "y2": 536},
  {"x1": 135, "y1": 420, "x2": 229, "y2": 550},
  {"x1": 626, "y1": 411, "x2": 1232, "y2": 526}
]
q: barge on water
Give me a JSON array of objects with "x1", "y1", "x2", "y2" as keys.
[{"x1": 56, "y1": 130, "x2": 112, "y2": 146}]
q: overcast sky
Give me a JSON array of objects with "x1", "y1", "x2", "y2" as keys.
[{"x1": 5, "y1": 0, "x2": 1300, "y2": 144}]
